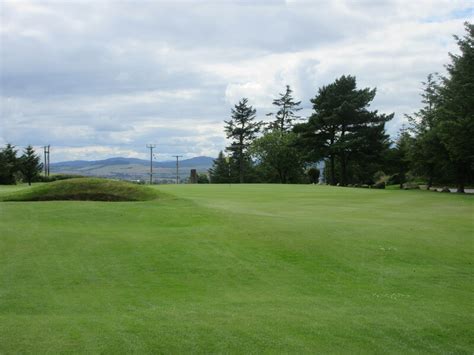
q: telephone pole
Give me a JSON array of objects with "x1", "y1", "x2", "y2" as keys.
[
  {"x1": 146, "y1": 144, "x2": 156, "y2": 184},
  {"x1": 172, "y1": 155, "x2": 183, "y2": 184},
  {"x1": 43, "y1": 145, "x2": 50, "y2": 176}
]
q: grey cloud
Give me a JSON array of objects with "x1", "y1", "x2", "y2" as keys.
[{"x1": 1, "y1": 0, "x2": 473, "y2": 160}]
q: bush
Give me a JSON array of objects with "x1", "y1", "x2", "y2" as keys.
[
  {"x1": 373, "y1": 171, "x2": 389, "y2": 186},
  {"x1": 387, "y1": 173, "x2": 402, "y2": 185},
  {"x1": 197, "y1": 173, "x2": 209, "y2": 184},
  {"x1": 307, "y1": 168, "x2": 320, "y2": 184},
  {"x1": 373, "y1": 181, "x2": 386, "y2": 189}
]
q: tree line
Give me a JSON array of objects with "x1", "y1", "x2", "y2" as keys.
[
  {"x1": 0, "y1": 144, "x2": 43, "y2": 185},
  {"x1": 209, "y1": 22, "x2": 473, "y2": 192}
]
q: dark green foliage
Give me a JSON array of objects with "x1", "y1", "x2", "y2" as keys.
[
  {"x1": 393, "y1": 129, "x2": 413, "y2": 188},
  {"x1": 197, "y1": 173, "x2": 209, "y2": 184},
  {"x1": 295, "y1": 75, "x2": 392, "y2": 185},
  {"x1": 253, "y1": 86, "x2": 305, "y2": 183},
  {"x1": 251, "y1": 131, "x2": 304, "y2": 183},
  {"x1": 19, "y1": 145, "x2": 43, "y2": 186},
  {"x1": 266, "y1": 85, "x2": 302, "y2": 132},
  {"x1": 0, "y1": 144, "x2": 19, "y2": 185},
  {"x1": 307, "y1": 167, "x2": 320, "y2": 184},
  {"x1": 436, "y1": 22, "x2": 474, "y2": 192},
  {"x1": 209, "y1": 151, "x2": 238, "y2": 183},
  {"x1": 224, "y1": 98, "x2": 262, "y2": 183},
  {"x1": 373, "y1": 181, "x2": 386, "y2": 189},
  {"x1": 406, "y1": 23, "x2": 474, "y2": 192},
  {"x1": 406, "y1": 74, "x2": 449, "y2": 187}
]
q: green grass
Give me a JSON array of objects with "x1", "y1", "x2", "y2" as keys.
[
  {"x1": 0, "y1": 184, "x2": 472, "y2": 353},
  {"x1": 1, "y1": 178, "x2": 158, "y2": 202}
]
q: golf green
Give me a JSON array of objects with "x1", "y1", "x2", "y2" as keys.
[{"x1": 0, "y1": 184, "x2": 472, "y2": 353}]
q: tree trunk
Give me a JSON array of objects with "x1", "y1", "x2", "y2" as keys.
[
  {"x1": 239, "y1": 141, "x2": 244, "y2": 183},
  {"x1": 427, "y1": 165, "x2": 434, "y2": 189},
  {"x1": 341, "y1": 153, "x2": 347, "y2": 186},
  {"x1": 239, "y1": 156, "x2": 244, "y2": 183},
  {"x1": 457, "y1": 164, "x2": 465, "y2": 193},
  {"x1": 330, "y1": 154, "x2": 336, "y2": 185}
]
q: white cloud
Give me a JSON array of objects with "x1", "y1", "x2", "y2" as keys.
[{"x1": 1, "y1": 0, "x2": 473, "y2": 160}]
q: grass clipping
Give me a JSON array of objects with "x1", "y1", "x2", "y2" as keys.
[{"x1": 2, "y1": 178, "x2": 159, "y2": 202}]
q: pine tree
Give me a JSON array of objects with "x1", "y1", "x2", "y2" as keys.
[
  {"x1": 394, "y1": 128, "x2": 413, "y2": 189},
  {"x1": 407, "y1": 74, "x2": 447, "y2": 187},
  {"x1": 0, "y1": 143, "x2": 19, "y2": 185},
  {"x1": 224, "y1": 98, "x2": 262, "y2": 183},
  {"x1": 19, "y1": 145, "x2": 43, "y2": 186},
  {"x1": 436, "y1": 22, "x2": 474, "y2": 192},
  {"x1": 295, "y1": 75, "x2": 392, "y2": 185},
  {"x1": 209, "y1": 151, "x2": 232, "y2": 183},
  {"x1": 266, "y1": 85, "x2": 302, "y2": 132}
]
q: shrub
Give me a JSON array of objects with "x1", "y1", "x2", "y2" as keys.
[
  {"x1": 197, "y1": 173, "x2": 209, "y2": 184},
  {"x1": 307, "y1": 168, "x2": 320, "y2": 184}
]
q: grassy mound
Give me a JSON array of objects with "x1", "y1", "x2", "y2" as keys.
[{"x1": 2, "y1": 178, "x2": 158, "y2": 202}]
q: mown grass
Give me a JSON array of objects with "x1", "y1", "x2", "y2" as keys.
[
  {"x1": 0, "y1": 184, "x2": 472, "y2": 353},
  {"x1": 0, "y1": 178, "x2": 158, "y2": 202}
]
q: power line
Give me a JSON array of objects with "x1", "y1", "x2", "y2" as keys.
[
  {"x1": 172, "y1": 155, "x2": 183, "y2": 184},
  {"x1": 146, "y1": 144, "x2": 156, "y2": 184}
]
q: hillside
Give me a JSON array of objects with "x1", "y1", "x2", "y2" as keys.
[{"x1": 50, "y1": 156, "x2": 214, "y2": 182}]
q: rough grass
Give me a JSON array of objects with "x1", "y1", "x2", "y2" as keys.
[
  {"x1": 0, "y1": 178, "x2": 158, "y2": 202},
  {"x1": 0, "y1": 184, "x2": 472, "y2": 353}
]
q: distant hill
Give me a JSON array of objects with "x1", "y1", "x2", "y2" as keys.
[{"x1": 50, "y1": 156, "x2": 215, "y2": 182}]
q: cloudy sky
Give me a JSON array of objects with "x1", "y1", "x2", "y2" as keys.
[{"x1": 1, "y1": 0, "x2": 473, "y2": 162}]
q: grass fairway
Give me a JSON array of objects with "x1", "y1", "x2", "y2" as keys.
[{"x1": 0, "y1": 184, "x2": 472, "y2": 353}]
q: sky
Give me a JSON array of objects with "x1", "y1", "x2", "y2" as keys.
[{"x1": 1, "y1": 0, "x2": 473, "y2": 162}]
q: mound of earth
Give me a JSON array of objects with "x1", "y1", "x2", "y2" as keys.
[{"x1": 2, "y1": 178, "x2": 158, "y2": 202}]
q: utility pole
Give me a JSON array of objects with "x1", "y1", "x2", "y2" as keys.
[
  {"x1": 172, "y1": 155, "x2": 183, "y2": 184},
  {"x1": 146, "y1": 144, "x2": 156, "y2": 184},
  {"x1": 43, "y1": 146, "x2": 47, "y2": 176},
  {"x1": 47, "y1": 145, "x2": 50, "y2": 176},
  {"x1": 43, "y1": 145, "x2": 50, "y2": 176}
]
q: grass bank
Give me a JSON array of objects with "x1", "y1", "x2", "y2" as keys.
[{"x1": 1, "y1": 178, "x2": 158, "y2": 202}]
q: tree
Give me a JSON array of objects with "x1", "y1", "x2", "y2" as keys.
[
  {"x1": 209, "y1": 151, "x2": 232, "y2": 183},
  {"x1": 436, "y1": 22, "x2": 474, "y2": 193},
  {"x1": 197, "y1": 173, "x2": 209, "y2": 184},
  {"x1": 251, "y1": 131, "x2": 304, "y2": 183},
  {"x1": 0, "y1": 143, "x2": 19, "y2": 185},
  {"x1": 19, "y1": 145, "x2": 43, "y2": 186},
  {"x1": 224, "y1": 98, "x2": 262, "y2": 183},
  {"x1": 266, "y1": 85, "x2": 302, "y2": 132},
  {"x1": 406, "y1": 23, "x2": 474, "y2": 192},
  {"x1": 393, "y1": 128, "x2": 413, "y2": 188},
  {"x1": 295, "y1": 75, "x2": 392, "y2": 185},
  {"x1": 406, "y1": 74, "x2": 447, "y2": 188}
]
